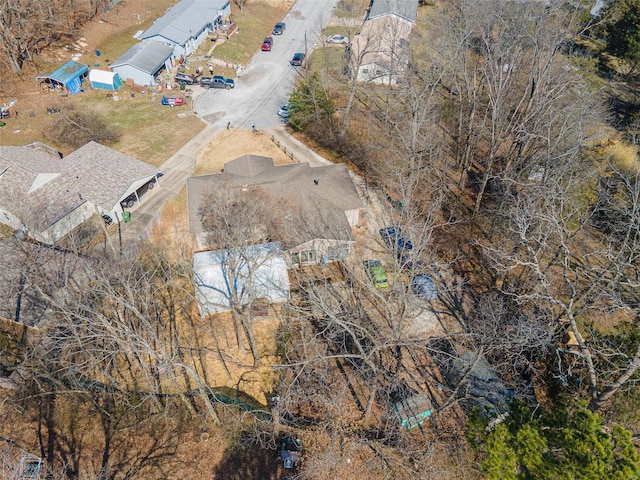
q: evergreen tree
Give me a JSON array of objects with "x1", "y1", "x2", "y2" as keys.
[
  {"x1": 468, "y1": 401, "x2": 640, "y2": 479},
  {"x1": 606, "y1": 0, "x2": 640, "y2": 73}
]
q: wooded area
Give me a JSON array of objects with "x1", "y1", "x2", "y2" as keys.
[{"x1": 1, "y1": 0, "x2": 640, "y2": 478}]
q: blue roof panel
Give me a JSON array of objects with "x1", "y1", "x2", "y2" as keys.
[{"x1": 36, "y1": 61, "x2": 89, "y2": 89}]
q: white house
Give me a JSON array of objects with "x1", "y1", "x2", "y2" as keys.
[
  {"x1": 351, "y1": 0, "x2": 419, "y2": 85},
  {"x1": 139, "y1": 0, "x2": 231, "y2": 59},
  {"x1": 110, "y1": 41, "x2": 175, "y2": 86},
  {"x1": 0, "y1": 142, "x2": 160, "y2": 244}
]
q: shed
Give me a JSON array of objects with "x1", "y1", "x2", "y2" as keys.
[
  {"x1": 394, "y1": 392, "x2": 433, "y2": 429},
  {"x1": 35, "y1": 60, "x2": 88, "y2": 94},
  {"x1": 89, "y1": 69, "x2": 124, "y2": 91},
  {"x1": 110, "y1": 41, "x2": 174, "y2": 86}
]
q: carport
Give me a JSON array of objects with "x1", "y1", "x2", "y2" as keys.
[{"x1": 36, "y1": 60, "x2": 89, "y2": 94}]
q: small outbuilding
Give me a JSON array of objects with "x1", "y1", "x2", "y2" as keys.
[
  {"x1": 35, "y1": 60, "x2": 89, "y2": 94},
  {"x1": 88, "y1": 69, "x2": 124, "y2": 91}
]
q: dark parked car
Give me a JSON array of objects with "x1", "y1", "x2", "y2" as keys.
[
  {"x1": 200, "y1": 75, "x2": 235, "y2": 90},
  {"x1": 379, "y1": 226, "x2": 413, "y2": 251},
  {"x1": 380, "y1": 226, "x2": 414, "y2": 269},
  {"x1": 261, "y1": 36, "x2": 273, "y2": 51},
  {"x1": 273, "y1": 22, "x2": 286, "y2": 35},
  {"x1": 174, "y1": 72, "x2": 196, "y2": 85},
  {"x1": 290, "y1": 52, "x2": 305, "y2": 66}
]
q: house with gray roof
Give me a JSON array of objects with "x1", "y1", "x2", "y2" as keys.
[
  {"x1": 140, "y1": 0, "x2": 231, "y2": 58},
  {"x1": 0, "y1": 142, "x2": 160, "y2": 244},
  {"x1": 110, "y1": 41, "x2": 175, "y2": 86},
  {"x1": 366, "y1": 0, "x2": 419, "y2": 24},
  {"x1": 187, "y1": 155, "x2": 364, "y2": 268},
  {"x1": 351, "y1": 0, "x2": 419, "y2": 85}
]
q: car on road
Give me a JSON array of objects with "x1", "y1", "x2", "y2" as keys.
[
  {"x1": 261, "y1": 36, "x2": 273, "y2": 51},
  {"x1": 290, "y1": 52, "x2": 306, "y2": 66},
  {"x1": 364, "y1": 260, "x2": 389, "y2": 289},
  {"x1": 174, "y1": 72, "x2": 196, "y2": 85},
  {"x1": 327, "y1": 34, "x2": 349, "y2": 44},
  {"x1": 161, "y1": 95, "x2": 186, "y2": 107},
  {"x1": 278, "y1": 103, "x2": 292, "y2": 118},
  {"x1": 200, "y1": 75, "x2": 235, "y2": 90},
  {"x1": 411, "y1": 274, "x2": 438, "y2": 300},
  {"x1": 273, "y1": 22, "x2": 286, "y2": 35}
]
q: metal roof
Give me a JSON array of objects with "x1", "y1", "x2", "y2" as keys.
[
  {"x1": 35, "y1": 61, "x2": 88, "y2": 88},
  {"x1": 367, "y1": 0, "x2": 419, "y2": 23},
  {"x1": 110, "y1": 41, "x2": 174, "y2": 74},
  {"x1": 140, "y1": 0, "x2": 228, "y2": 45}
]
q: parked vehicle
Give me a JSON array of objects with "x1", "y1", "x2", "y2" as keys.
[
  {"x1": 380, "y1": 226, "x2": 413, "y2": 251},
  {"x1": 200, "y1": 75, "x2": 235, "y2": 90},
  {"x1": 380, "y1": 226, "x2": 414, "y2": 269},
  {"x1": 261, "y1": 36, "x2": 273, "y2": 51},
  {"x1": 327, "y1": 34, "x2": 349, "y2": 44},
  {"x1": 174, "y1": 72, "x2": 196, "y2": 85},
  {"x1": 411, "y1": 274, "x2": 438, "y2": 300},
  {"x1": 290, "y1": 52, "x2": 305, "y2": 66},
  {"x1": 364, "y1": 260, "x2": 389, "y2": 289},
  {"x1": 273, "y1": 22, "x2": 286, "y2": 35},
  {"x1": 277, "y1": 103, "x2": 292, "y2": 118},
  {"x1": 161, "y1": 95, "x2": 186, "y2": 107}
]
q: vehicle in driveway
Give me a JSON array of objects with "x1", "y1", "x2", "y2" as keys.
[
  {"x1": 411, "y1": 274, "x2": 438, "y2": 300},
  {"x1": 200, "y1": 75, "x2": 235, "y2": 90},
  {"x1": 174, "y1": 72, "x2": 196, "y2": 85},
  {"x1": 327, "y1": 34, "x2": 349, "y2": 44},
  {"x1": 290, "y1": 52, "x2": 305, "y2": 66},
  {"x1": 278, "y1": 103, "x2": 292, "y2": 118},
  {"x1": 273, "y1": 22, "x2": 286, "y2": 35},
  {"x1": 261, "y1": 36, "x2": 273, "y2": 51},
  {"x1": 364, "y1": 260, "x2": 389, "y2": 289},
  {"x1": 161, "y1": 95, "x2": 186, "y2": 107}
]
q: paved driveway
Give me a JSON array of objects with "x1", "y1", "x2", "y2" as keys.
[
  {"x1": 118, "y1": 0, "x2": 340, "y2": 242},
  {"x1": 194, "y1": 0, "x2": 339, "y2": 129}
]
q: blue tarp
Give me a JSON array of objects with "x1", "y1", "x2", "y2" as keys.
[{"x1": 36, "y1": 60, "x2": 89, "y2": 94}]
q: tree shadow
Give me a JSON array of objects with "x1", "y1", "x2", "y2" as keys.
[{"x1": 212, "y1": 442, "x2": 280, "y2": 480}]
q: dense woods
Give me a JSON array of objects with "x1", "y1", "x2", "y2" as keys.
[{"x1": 2, "y1": 0, "x2": 640, "y2": 478}]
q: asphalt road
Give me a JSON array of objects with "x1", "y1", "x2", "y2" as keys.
[
  {"x1": 194, "y1": 0, "x2": 339, "y2": 129},
  {"x1": 118, "y1": 0, "x2": 340, "y2": 243}
]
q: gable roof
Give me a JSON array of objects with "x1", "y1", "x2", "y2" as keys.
[
  {"x1": 140, "y1": 0, "x2": 228, "y2": 46},
  {"x1": 187, "y1": 156, "x2": 363, "y2": 245},
  {"x1": 110, "y1": 41, "x2": 174, "y2": 74},
  {"x1": 367, "y1": 0, "x2": 419, "y2": 23},
  {"x1": 0, "y1": 142, "x2": 159, "y2": 233}
]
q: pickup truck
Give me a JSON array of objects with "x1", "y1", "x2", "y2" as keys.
[
  {"x1": 161, "y1": 96, "x2": 186, "y2": 107},
  {"x1": 199, "y1": 75, "x2": 235, "y2": 90}
]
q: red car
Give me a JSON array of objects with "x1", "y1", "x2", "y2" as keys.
[
  {"x1": 161, "y1": 96, "x2": 186, "y2": 107},
  {"x1": 261, "y1": 36, "x2": 273, "y2": 51}
]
